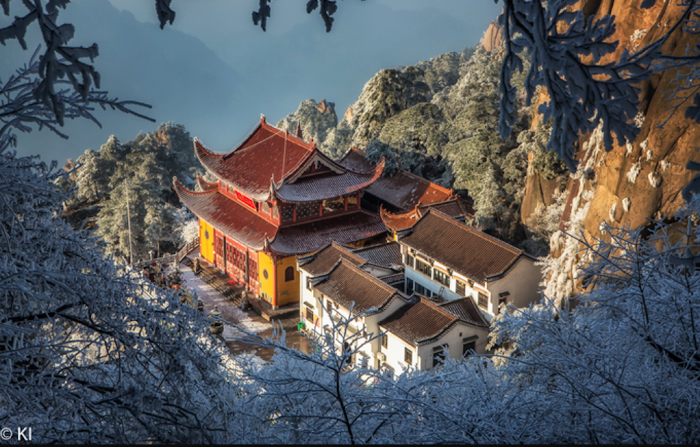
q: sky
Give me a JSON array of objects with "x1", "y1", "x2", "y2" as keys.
[{"x1": 3, "y1": 0, "x2": 502, "y2": 164}]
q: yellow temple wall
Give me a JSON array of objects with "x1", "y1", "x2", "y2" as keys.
[
  {"x1": 258, "y1": 251, "x2": 276, "y2": 305},
  {"x1": 199, "y1": 219, "x2": 215, "y2": 263},
  {"x1": 276, "y1": 255, "x2": 300, "y2": 307}
]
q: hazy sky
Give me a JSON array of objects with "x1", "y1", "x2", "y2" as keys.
[{"x1": 5, "y1": 0, "x2": 502, "y2": 163}]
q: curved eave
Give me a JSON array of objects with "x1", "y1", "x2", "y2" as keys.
[
  {"x1": 174, "y1": 178, "x2": 276, "y2": 251},
  {"x1": 194, "y1": 138, "x2": 271, "y2": 202},
  {"x1": 274, "y1": 158, "x2": 386, "y2": 203},
  {"x1": 380, "y1": 204, "x2": 420, "y2": 232}
]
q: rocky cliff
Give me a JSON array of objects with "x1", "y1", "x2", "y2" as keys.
[{"x1": 525, "y1": 0, "x2": 700, "y2": 301}]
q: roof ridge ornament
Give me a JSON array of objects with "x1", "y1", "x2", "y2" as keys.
[
  {"x1": 260, "y1": 113, "x2": 266, "y2": 124},
  {"x1": 295, "y1": 122, "x2": 303, "y2": 140}
]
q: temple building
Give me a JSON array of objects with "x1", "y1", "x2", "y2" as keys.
[{"x1": 174, "y1": 116, "x2": 388, "y2": 308}]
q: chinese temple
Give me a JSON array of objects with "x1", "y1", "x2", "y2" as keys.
[{"x1": 174, "y1": 116, "x2": 387, "y2": 308}]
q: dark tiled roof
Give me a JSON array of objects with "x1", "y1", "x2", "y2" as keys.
[
  {"x1": 174, "y1": 180, "x2": 277, "y2": 251},
  {"x1": 352, "y1": 242, "x2": 403, "y2": 269},
  {"x1": 338, "y1": 149, "x2": 455, "y2": 210},
  {"x1": 338, "y1": 148, "x2": 374, "y2": 173},
  {"x1": 367, "y1": 170, "x2": 454, "y2": 211},
  {"x1": 401, "y1": 210, "x2": 523, "y2": 283},
  {"x1": 194, "y1": 120, "x2": 315, "y2": 201},
  {"x1": 299, "y1": 242, "x2": 366, "y2": 276},
  {"x1": 381, "y1": 198, "x2": 473, "y2": 232},
  {"x1": 275, "y1": 159, "x2": 384, "y2": 202},
  {"x1": 379, "y1": 297, "x2": 459, "y2": 346},
  {"x1": 315, "y1": 259, "x2": 404, "y2": 314},
  {"x1": 380, "y1": 273, "x2": 404, "y2": 285},
  {"x1": 439, "y1": 297, "x2": 489, "y2": 328},
  {"x1": 270, "y1": 211, "x2": 387, "y2": 255}
]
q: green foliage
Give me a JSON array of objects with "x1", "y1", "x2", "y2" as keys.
[
  {"x1": 68, "y1": 123, "x2": 203, "y2": 261},
  {"x1": 378, "y1": 102, "x2": 447, "y2": 157}
]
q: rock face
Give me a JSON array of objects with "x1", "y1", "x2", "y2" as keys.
[
  {"x1": 482, "y1": 19, "x2": 504, "y2": 52},
  {"x1": 523, "y1": 0, "x2": 700, "y2": 301}
]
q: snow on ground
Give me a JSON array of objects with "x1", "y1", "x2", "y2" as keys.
[{"x1": 179, "y1": 265, "x2": 271, "y2": 341}]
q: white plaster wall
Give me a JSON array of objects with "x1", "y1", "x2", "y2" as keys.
[
  {"x1": 487, "y1": 257, "x2": 542, "y2": 312},
  {"x1": 416, "y1": 323, "x2": 490, "y2": 370}
]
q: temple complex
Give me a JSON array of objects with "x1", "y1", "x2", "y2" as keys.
[{"x1": 175, "y1": 116, "x2": 387, "y2": 308}]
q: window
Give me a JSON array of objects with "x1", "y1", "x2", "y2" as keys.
[
  {"x1": 463, "y1": 336, "x2": 477, "y2": 357},
  {"x1": 304, "y1": 303, "x2": 314, "y2": 322},
  {"x1": 381, "y1": 333, "x2": 388, "y2": 350},
  {"x1": 455, "y1": 279, "x2": 466, "y2": 296},
  {"x1": 432, "y1": 346, "x2": 446, "y2": 368},
  {"x1": 280, "y1": 204, "x2": 294, "y2": 222},
  {"x1": 381, "y1": 364, "x2": 394, "y2": 379},
  {"x1": 296, "y1": 201, "x2": 320, "y2": 219},
  {"x1": 477, "y1": 292, "x2": 489, "y2": 310},
  {"x1": 306, "y1": 277, "x2": 312, "y2": 291},
  {"x1": 404, "y1": 347, "x2": 413, "y2": 365},
  {"x1": 322, "y1": 196, "x2": 345, "y2": 213},
  {"x1": 415, "y1": 259, "x2": 431, "y2": 277},
  {"x1": 406, "y1": 253, "x2": 415, "y2": 268},
  {"x1": 433, "y1": 269, "x2": 450, "y2": 286},
  {"x1": 346, "y1": 194, "x2": 358, "y2": 209},
  {"x1": 414, "y1": 282, "x2": 428, "y2": 296},
  {"x1": 285, "y1": 266, "x2": 294, "y2": 282},
  {"x1": 406, "y1": 278, "x2": 414, "y2": 294},
  {"x1": 498, "y1": 296, "x2": 508, "y2": 313}
]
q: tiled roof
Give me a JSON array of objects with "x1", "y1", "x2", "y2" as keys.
[
  {"x1": 174, "y1": 180, "x2": 277, "y2": 251},
  {"x1": 367, "y1": 170, "x2": 454, "y2": 211},
  {"x1": 194, "y1": 120, "x2": 315, "y2": 201},
  {"x1": 400, "y1": 210, "x2": 524, "y2": 283},
  {"x1": 274, "y1": 159, "x2": 385, "y2": 202},
  {"x1": 195, "y1": 176, "x2": 218, "y2": 192},
  {"x1": 338, "y1": 148, "x2": 373, "y2": 173},
  {"x1": 439, "y1": 297, "x2": 489, "y2": 328},
  {"x1": 381, "y1": 198, "x2": 473, "y2": 232},
  {"x1": 337, "y1": 149, "x2": 455, "y2": 211},
  {"x1": 176, "y1": 180, "x2": 386, "y2": 255},
  {"x1": 380, "y1": 273, "x2": 404, "y2": 285},
  {"x1": 315, "y1": 259, "x2": 405, "y2": 314},
  {"x1": 270, "y1": 210, "x2": 387, "y2": 255},
  {"x1": 298, "y1": 242, "x2": 366, "y2": 276},
  {"x1": 352, "y1": 242, "x2": 403, "y2": 269},
  {"x1": 379, "y1": 297, "x2": 459, "y2": 346}
]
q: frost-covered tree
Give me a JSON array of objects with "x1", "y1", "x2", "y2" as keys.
[{"x1": 0, "y1": 148, "x2": 241, "y2": 443}]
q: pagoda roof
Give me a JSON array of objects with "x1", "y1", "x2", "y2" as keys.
[
  {"x1": 175, "y1": 179, "x2": 387, "y2": 255},
  {"x1": 274, "y1": 158, "x2": 385, "y2": 202},
  {"x1": 380, "y1": 198, "x2": 474, "y2": 232},
  {"x1": 174, "y1": 179, "x2": 277, "y2": 251},
  {"x1": 195, "y1": 118, "x2": 383, "y2": 203},
  {"x1": 270, "y1": 210, "x2": 386, "y2": 255},
  {"x1": 338, "y1": 147, "x2": 455, "y2": 210}
]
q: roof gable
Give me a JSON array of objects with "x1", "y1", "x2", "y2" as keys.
[
  {"x1": 298, "y1": 242, "x2": 366, "y2": 276},
  {"x1": 314, "y1": 259, "x2": 405, "y2": 314},
  {"x1": 379, "y1": 297, "x2": 459, "y2": 346},
  {"x1": 400, "y1": 209, "x2": 523, "y2": 283}
]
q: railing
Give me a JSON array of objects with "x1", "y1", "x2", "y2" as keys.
[
  {"x1": 130, "y1": 236, "x2": 200, "y2": 270},
  {"x1": 177, "y1": 236, "x2": 200, "y2": 264}
]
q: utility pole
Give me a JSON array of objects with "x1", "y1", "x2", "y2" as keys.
[{"x1": 125, "y1": 179, "x2": 135, "y2": 265}]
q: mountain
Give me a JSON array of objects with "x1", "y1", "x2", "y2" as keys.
[{"x1": 5, "y1": 0, "x2": 253, "y2": 164}]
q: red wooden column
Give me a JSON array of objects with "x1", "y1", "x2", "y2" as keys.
[{"x1": 272, "y1": 254, "x2": 278, "y2": 308}]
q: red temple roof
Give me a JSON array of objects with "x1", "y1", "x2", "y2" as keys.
[
  {"x1": 175, "y1": 180, "x2": 277, "y2": 250},
  {"x1": 195, "y1": 118, "x2": 384, "y2": 203},
  {"x1": 381, "y1": 198, "x2": 474, "y2": 232},
  {"x1": 274, "y1": 158, "x2": 385, "y2": 202},
  {"x1": 175, "y1": 179, "x2": 387, "y2": 255},
  {"x1": 337, "y1": 147, "x2": 455, "y2": 210}
]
